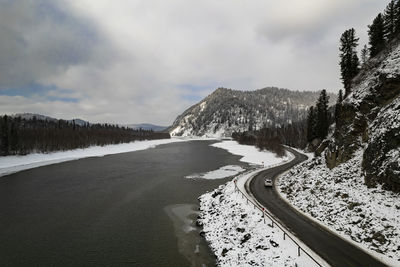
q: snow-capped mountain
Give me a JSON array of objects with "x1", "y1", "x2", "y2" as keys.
[{"x1": 170, "y1": 87, "x2": 334, "y2": 137}]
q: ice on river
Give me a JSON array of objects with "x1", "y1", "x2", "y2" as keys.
[{"x1": 185, "y1": 165, "x2": 245, "y2": 180}]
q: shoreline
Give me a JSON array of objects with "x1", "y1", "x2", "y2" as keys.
[
  {"x1": 0, "y1": 138, "x2": 189, "y2": 177},
  {"x1": 197, "y1": 142, "x2": 318, "y2": 266}
]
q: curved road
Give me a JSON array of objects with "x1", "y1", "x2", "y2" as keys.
[{"x1": 248, "y1": 148, "x2": 387, "y2": 267}]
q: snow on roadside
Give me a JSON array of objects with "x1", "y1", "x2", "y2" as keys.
[
  {"x1": 211, "y1": 141, "x2": 288, "y2": 165},
  {"x1": 199, "y1": 176, "x2": 319, "y2": 267},
  {"x1": 0, "y1": 138, "x2": 185, "y2": 177},
  {"x1": 278, "y1": 151, "x2": 400, "y2": 265},
  {"x1": 198, "y1": 141, "x2": 318, "y2": 266},
  {"x1": 185, "y1": 165, "x2": 245, "y2": 180},
  {"x1": 285, "y1": 146, "x2": 314, "y2": 160}
]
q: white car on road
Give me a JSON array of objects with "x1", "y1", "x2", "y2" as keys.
[{"x1": 264, "y1": 178, "x2": 273, "y2": 187}]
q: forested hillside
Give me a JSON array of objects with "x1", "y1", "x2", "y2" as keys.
[
  {"x1": 0, "y1": 115, "x2": 170, "y2": 156},
  {"x1": 320, "y1": 0, "x2": 400, "y2": 192},
  {"x1": 278, "y1": 2, "x2": 400, "y2": 262},
  {"x1": 231, "y1": 88, "x2": 333, "y2": 157},
  {"x1": 170, "y1": 87, "x2": 335, "y2": 137}
]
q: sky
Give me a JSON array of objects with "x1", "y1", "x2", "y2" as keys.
[{"x1": 0, "y1": 0, "x2": 389, "y2": 125}]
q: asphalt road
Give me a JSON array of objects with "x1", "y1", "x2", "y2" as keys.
[{"x1": 248, "y1": 148, "x2": 387, "y2": 267}]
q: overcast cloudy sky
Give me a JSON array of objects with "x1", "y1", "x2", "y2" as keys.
[{"x1": 0, "y1": 0, "x2": 389, "y2": 125}]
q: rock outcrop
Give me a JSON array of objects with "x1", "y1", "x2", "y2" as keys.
[{"x1": 325, "y1": 38, "x2": 400, "y2": 191}]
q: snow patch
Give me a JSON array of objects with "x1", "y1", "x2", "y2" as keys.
[
  {"x1": 185, "y1": 165, "x2": 245, "y2": 180},
  {"x1": 278, "y1": 151, "x2": 400, "y2": 265},
  {"x1": 211, "y1": 140, "x2": 289, "y2": 166},
  {"x1": 197, "y1": 146, "x2": 321, "y2": 266},
  {"x1": 199, "y1": 176, "x2": 320, "y2": 267},
  {"x1": 345, "y1": 40, "x2": 400, "y2": 107}
]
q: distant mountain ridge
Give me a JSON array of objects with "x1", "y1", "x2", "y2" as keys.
[
  {"x1": 125, "y1": 123, "x2": 167, "y2": 131},
  {"x1": 169, "y1": 87, "x2": 336, "y2": 137},
  {"x1": 10, "y1": 113, "x2": 166, "y2": 131},
  {"x1": 12, "y1": 113, "x2": 89, "y2": 126}
]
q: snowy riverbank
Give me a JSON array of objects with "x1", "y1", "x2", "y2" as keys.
[
  {"x1": 197, "y1": 141, "x2": 320, "y2": 266},
  {"x1": 199, "y1": 172, "x2": 320, "y2": 267},
  {"x1": 185, "y1": 140, "x2": 287, "y2": 181},
  {"x1": 211, "y1": 140, "x2": 289, "y2": 166},
  {"x1": 278, "y1": 150, "x2": 400, "y2": 266},
  {"x1": 0, "y1": 138, "x2": 185, "y2": 177}
]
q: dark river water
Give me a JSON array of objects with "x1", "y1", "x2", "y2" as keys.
[{"x1": 0, "y1": 140, "x2": 246, "y2": 267}]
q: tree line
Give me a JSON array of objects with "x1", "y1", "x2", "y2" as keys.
[
  {"x1": 307, "y1": 0, "x2": 400, "y2": 149},
  {"x1": 231, "y1": 88, "x2": 332, "y2": 154},
  {"x1": 232, "y1": 119, "x2": 307, "y2": 157},
  {"x1": 232, "y1": 89, "x2": 333, "y2": 155},
  {"x1": 234, "y1": 1, "x2": 399, "y2": 154},
  {"x1": 339, "y1": 0, "x2": 400, "y2": 96},
  {"x1": 306, "y1": 89, "x2": 332, "y2": 143},
  {"x1": 0, "y1": 115, "x2": 170, "y2": 156}
]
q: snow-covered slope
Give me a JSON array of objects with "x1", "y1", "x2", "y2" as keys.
[
  {"x1": 278, "y1": 152, "x2": 400, "y2": 265},
  {"x1": 325, "y1": 38, "x2": 400, "y2": 191},
  {"x1": 200, "y1": 180, "x2": 319, "y2": 267},
  {"x1": 277, "y1": 37, "x2": 400, "y2": 264},
  {"x1": 170, "y1": 87, "x2": 334, "y2": 138},
  {"x1": 198, "y1": 141, "x2": 320, "y2": 266}
]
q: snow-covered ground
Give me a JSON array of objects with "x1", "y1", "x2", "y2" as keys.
[
  {"x1": 0, "y1": 138, "x2": 185, "y2": 177},
  {"x1": 211, "y1": 140, "x2": 289, "y2": 166},
  {"x1": 199, "y1": 173, "x2": 321, "y2": 267},
  {"x1": 278, "y1": 150, "x2": 400, "y2": 266},
  {"x1": 197, "y1": 141, "x2": 323, "y2": 266},
  {"x1": 185, "y1": 165, "x2": 245, "y2": 180}
]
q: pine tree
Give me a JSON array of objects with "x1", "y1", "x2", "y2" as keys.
[
  {"x1": 339, "y1": 28, "x2": 360, "y2": 96},
  {"x1": 306, "y1": 106, "x2": 316, "y2": 142},
  {"x1": 384, "y1": 0, "x2": 397, "y2": 41},
  {"x1": 315, "y1": 90, "x2": 330, "y2": 140},
  {"x1": 361, "y1": 44, "x2": 368, "y2": 65},
  {"x1": 369, "y1": 13, "x2": 385, "y2": 57},
  {"x1": 335, "y1": 89, "x2": 343, "y2": 128},
  {"x1": 395, "y1": 0, "x2": 400, "y2": 33},
  {"x1": 1, "y1": 115, "x2": 9, "y2": 155},
  {"x1": 351, "y1": 53, "x2": 360, "y2": 78},
  {"x1": 9, "y1": 121, "x2": 18, "y2": 153}
]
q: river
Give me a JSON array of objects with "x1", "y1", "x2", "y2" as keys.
[{"x1": 0, "y1": 140, "x2": 247, "y2": 267}]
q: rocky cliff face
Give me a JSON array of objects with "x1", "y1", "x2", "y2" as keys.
[
  {"x1": 325, "y1": 38, "x2": 400, "y2": 191},
  {"x1": 170, "y1": 87, "x2": 332, "y2": 138}
]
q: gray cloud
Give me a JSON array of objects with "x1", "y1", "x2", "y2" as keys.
[
  {"x1": 0, "y1": 0, "x2": 102, "y2": 88},
  {"x1": 0, "y1": 0, "x2": 390, "y2": 125}
]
